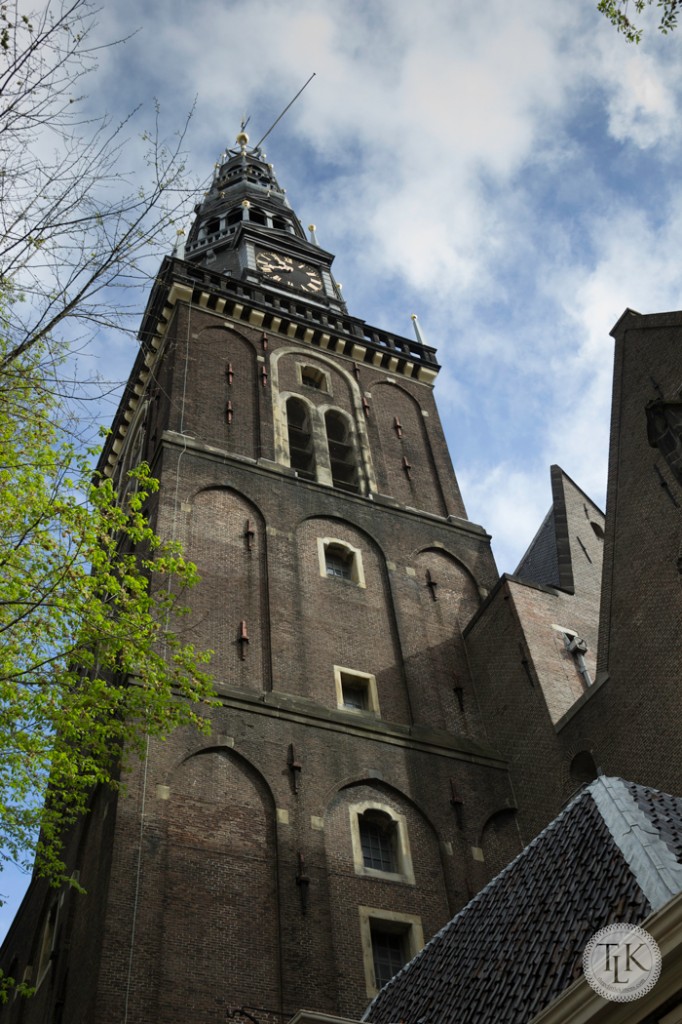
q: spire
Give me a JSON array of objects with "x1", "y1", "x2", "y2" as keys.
[{"x1": 183, "y1": 130, "x2": 308, "y2": 269}]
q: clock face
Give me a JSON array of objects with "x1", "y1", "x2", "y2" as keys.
[{"x1": 255, "y1": 249, "x2": 324, "y2": 294}]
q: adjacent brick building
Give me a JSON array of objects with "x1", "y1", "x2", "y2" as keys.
[{"x1": 1, "y1": 137, "x2": 681, "y2": 1024}]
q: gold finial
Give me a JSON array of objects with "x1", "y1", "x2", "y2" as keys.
[
  {"x1": 236, "y1": 130, "x2": 249, "y2": 149},
  {"x1": 241, "y1": 199, "x2": 251, "y2": 208}
]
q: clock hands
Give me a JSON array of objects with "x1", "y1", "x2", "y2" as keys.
[{"x1": 256, "y1": 250, "x2": 324, "y2": 293}]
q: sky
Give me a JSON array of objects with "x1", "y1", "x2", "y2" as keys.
[
  {"x1": 84, "y1": 0, "x2": 682, "y2": 572},
  {"x1": 2, "y1": 0, "x2": 682, "y2": 938}
]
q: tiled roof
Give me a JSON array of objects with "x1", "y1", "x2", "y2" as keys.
[
  {"x1": 514, "y1": 508, "x2": 559, "y2": 585},
  {"x1": 626, "y1": 780, "x2": 682, "y2": 864},
  {"x1": 364, "y1": 778, "x2": 682, "y2": 1024}
]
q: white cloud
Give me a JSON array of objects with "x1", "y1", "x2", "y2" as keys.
[
  {"x1": 459, "y1": 461, "x2": 553, "y2": 573},
  {"x1": 595, "y1": 27, "x2": 680, "y2": 147},
  {"x1": 76, "y1": 0, "x2": 682, "y2": 568}
]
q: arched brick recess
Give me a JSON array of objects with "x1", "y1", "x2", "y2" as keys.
[
  {"x1": 479, "y1": 807, "x2": 521, "y2": 879},
  {"x1": 561, "y1": 739, "x2": 600, "y2": 795},
  {"x1": 180, "y1": 325, "x2": 260, "y2": 458},
  {"x1": 188, "y1": 487, "x2": 269, "y2": 692},
  {"x1": 568, "y1": 750, "x2": 599, "y2": 791},
  {"x1": 394, "y1": 548, "x2": 482, "y2": 733},
  {"x1": 323, "y1": 781, "x2": 450, "y2": 1020},
  {"x1": 282, "y1": 516, "x2": 409, "y2": 723},
  {"x1": 157, "y1": 748, "x2": 280, "y2": 1015},
  {"x1": 367, "y1": 381, "x2": 446, "y2": 516}
]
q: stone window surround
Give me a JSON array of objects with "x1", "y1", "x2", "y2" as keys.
[
  {"x1": 297, "y1": 362, "x2": 331, "y2": 393},
  {"x1": 282, "y1": 393, "x2": 361, "y2": 490},
  {"x1": 334, "y1": 665, "x2": 379, "y2": 717},
  {"x1": 269, "y1": 346, "x2": 379, "y2": 496},
  {"x1": 349, "y1": 800, "x2": 416, "y2": 885},
  {"x1": 318, "y1": 538, "x2": 366, "y2": 588},
  {"x1": 358, "y1": 905, "x2": 424, "y2": 998}
]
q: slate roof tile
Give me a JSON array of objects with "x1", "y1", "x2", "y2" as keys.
[{"x1": 364, "y1": 779, "x2": 678, "y2": 1024}]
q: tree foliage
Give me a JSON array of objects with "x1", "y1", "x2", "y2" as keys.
[
  {"x1": 598, "y1": 0, "x2": 681, "y2": 41},
  {"x1": 0, "y1": 7, "x2": 214, "y2": 1002},
  {"x1": 0, "y1": 327, "x2": 214, "y2": 892}
]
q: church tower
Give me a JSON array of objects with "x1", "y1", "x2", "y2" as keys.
[{"x1": 0, "y1": 135, "x2": 522, "y2": 1024}]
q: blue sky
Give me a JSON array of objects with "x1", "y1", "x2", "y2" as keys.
[
  {"x1": 85, "y1": 0, "x2": 682, "y2": 570},
  {"x1": 2, "y1": 0, "x2": 682, "y2": 940}
]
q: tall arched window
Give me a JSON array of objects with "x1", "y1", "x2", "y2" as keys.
[
  {"x1": 325, "y1": 410, "x2": 359, "y2": 493},
  {"x1": 286, "y1": 398, "x2": 316, "y2": 482}
]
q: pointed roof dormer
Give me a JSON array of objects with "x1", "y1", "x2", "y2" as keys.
[{"x1": 513, "y1": 466, "x2": 605, "y2": 594}]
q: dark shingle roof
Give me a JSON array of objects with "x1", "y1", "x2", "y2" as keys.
[
  {"x1": 626, "y1": 780, "x2": 682, "y2": 864},
  {"x1": 514, "y1": 508, "x2": 559, "y2": 585},
  {"x1": 365, "y1": 778, "x2": 682, "y2": 1024}
]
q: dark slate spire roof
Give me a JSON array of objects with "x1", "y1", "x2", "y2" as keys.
[
  {"x1": 184, "y1": 130, "x2": 308, "y2": 266},
  {"x1": 179, "y1": 131, "x2": 349, "y2": 316},
  {"x1": 364, "y1": 778, "x2": 682, "y2": 1024}
]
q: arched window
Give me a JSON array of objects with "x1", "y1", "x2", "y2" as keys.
[
  {"x1": 317, "y1": 539, "x2": 366, "y2": 588},
  {"x1": 272, "y1": 214, "x2": 288, "y2": 231},
  {"x1": 349, "y1": 801, "x2": 415, "y2": 884},
  {"x1": 286, "y1": 398, "x2": 316, "y2": 482},
  {"x1": 359, "y1": 809, "x2": 398, "y2": 872},
  {"x1": 226, "y1": 208, "x2": 242, "y2": 227},
  {"x1": 249, "y1": 207, "x2": 267, "y2": 225},
  {"x1": 325, "y1": 410, "x2": 359, "y2": 493},
  {"x1": 205, "y1": 217, "x2": 220, "y2": 237},
  {"x1": 325, "y1": 544, "x2": 354, "y2": 580},
  {"x1": 570, "y1": 750, "x2": 599, "y2": 788}
]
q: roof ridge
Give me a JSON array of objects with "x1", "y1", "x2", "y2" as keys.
[{"x1": 590, "y1": 776, "x2": 682, "y2": 910}]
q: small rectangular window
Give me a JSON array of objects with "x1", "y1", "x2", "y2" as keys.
[
  {"x1": 317, "y1": 538, "x2": 366, "y2": 588},
  {"x1": 297, "y1": 364, "x2": 329, "y2": 392},
  {"x1": 358, "y1": 907, "x2": 424, "y2": 997},
  {"x1": 371, "y1": 926, "x2": 407, "y2": 989},
  {"x1": 334, "y1": 667, "x2": 379, "y2": 716},
  {"x1": 342, "y1": 680, "x2": 368, "y2": 709}
]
